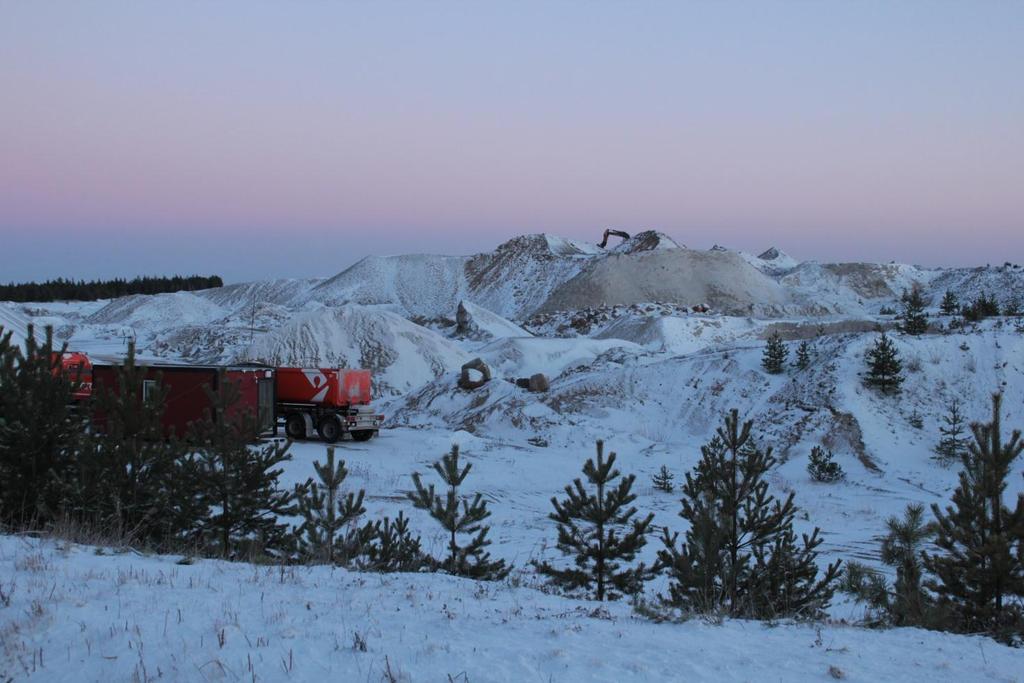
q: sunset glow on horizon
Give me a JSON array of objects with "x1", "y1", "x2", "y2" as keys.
[{"x1": 2, "y1": 1, "x2": 1022, "y2": 283}]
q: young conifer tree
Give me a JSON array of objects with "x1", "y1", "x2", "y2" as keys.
[
  {"x1": 924, "y1": 393, "x2": 1024, "y2": 637},
  {"x1": 807, "y1": 446, "x2": 843, "y2": 483},
  {"x1": 940, "y1": 290, "x2": 960, "y2": 316},
  {"x1": 0, "y1": 325, "x2": 86, "y2": 527},
  {"x1": 880, "y1": 504, "x2": 935, "y2": 625},
  {"x1": 658, "y1": 410, "x2": 840, "y2": 618},
  {"x1": 864, "y1": 333, "x2": 904, "y2": 394},
  {"x1": 407, "y1": 444, "x2": 509, "y2": 580},
  {"x1": 933, "y1": 398, "x2": 969, "y2": 465},
  {"x1": 795, "y1": 341, "x2": 812, "y2": 370},
  {"x1": 843, "y1": 504, "x2": 936, "y2": 627},
  {"x1": 534, "y1": 441, "x2": 655, "y2": 601},
  {"x1": 652, "y1": 464, "x2": 675, "y2": 493},
  {"x1": 899, "y1": 286, "x2": 929, "y2": 335},
  {"x1": 761, "y1": 330, "x2": 788, "y2": 374},
  {"x1": 294, "y1": 446, "x2": 373, "y2": 565},
  {"x1": 359, "y1": 511, "x2": 430, "y2": 573},
  {"x1": 187, "y1": 372, "x2": 301, "y2": 558}
]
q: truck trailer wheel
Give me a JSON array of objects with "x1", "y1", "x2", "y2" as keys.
[
  {"x1": 317, "y1": 415, "x2": 341, "y2": 443},
  {"x1": 351, "y1": 430, "x2": 374, "y2": 442},
  {"x1": 285, "y1": 413, "x2": 306, "y2": 440}
]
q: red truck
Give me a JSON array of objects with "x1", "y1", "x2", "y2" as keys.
[{"x1": 276, "y1": 367, "x2": 383, "y2": 443}]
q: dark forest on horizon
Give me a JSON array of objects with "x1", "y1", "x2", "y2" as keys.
[{"x1": 0, "y1": 275, "x2": 223, "y2": 303}]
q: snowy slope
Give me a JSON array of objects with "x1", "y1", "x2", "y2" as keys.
[
  {"x1": 452, "y1": 300, "x2": 533, "y2": 340},
  {"x1": 197, "y1": 277, "x2": 322, "y2": 311},
  {"x1": 242, "y1": 305, "x2": 469, "y2": 396},
  {"x1": 465, "y1": 234, "x2": 597, "y2": 319},
  {"x1": 87, "y1": 291, "x2": 228, "y2": 327},
  {"x1": 781, "y1": 261, "x2": 937, "y2": 314},
  {"x1": 4, "y1": 535, "x2": 1021, "y2": 683},
  {"x1": 928, "y1": 263, "x2": 1024, "y2": 311},
  {"x1": 0, "y1": 303, "x2": 31, "y2": 346},
  {"x1": 310, "y1": 254, "x2": 470, "y2": 319},
  {"x1": 740, "y1": 246, "x2": 801, "y2": 274},
  {"x1": 594, "y1": 313, "x2": 760, "y2": 355}
]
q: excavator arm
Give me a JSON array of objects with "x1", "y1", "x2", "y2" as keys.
[{"x1": 597, "y1": 229, "x2": 630, "y2": 248}]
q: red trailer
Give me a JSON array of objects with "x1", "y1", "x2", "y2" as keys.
[
  {"x1": 276, "y1": 366, "x2": 382, "y2": 443},
  {"x1": 92, "y1": 362, "x2": 276, "y2": 439}
]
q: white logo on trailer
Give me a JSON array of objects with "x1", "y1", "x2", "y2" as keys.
[{"x1": 302, "y1": 369, "x2": 329, "y2": 403}]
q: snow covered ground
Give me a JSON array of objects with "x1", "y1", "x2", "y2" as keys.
[
  {"x1": 3, "y1": 232, "x2": 1024, "y2": 680},
  {"x1": 2, "y1": 535, "x2": 1022, "y2": 682}
]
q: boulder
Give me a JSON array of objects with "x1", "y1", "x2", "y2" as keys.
[
  {"x1": 458, "y1": 357, "x2": 492, "y2": 391},
  {"x1": 527, "y1": 373, "x2": 550, "y2": 393},
  {"x1": 455, "y1": 301, "x2": 474, "y2": 336}
]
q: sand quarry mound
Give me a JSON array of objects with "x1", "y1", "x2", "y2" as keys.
[
  {"x1": 241, "y1": 304, "x2": 467, "y2": 397},
  {"x1": 538, "y1": 248, "x2": 789, "y2": 315}
]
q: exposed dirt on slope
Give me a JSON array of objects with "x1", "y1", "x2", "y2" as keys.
[{"x1": 538, "y1": 248, "x2": 789, "y2": 316}]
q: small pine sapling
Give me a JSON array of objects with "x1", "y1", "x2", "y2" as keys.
[
  {"x1": 534, "y1": 441, "x2": 654, "y2": 601},
  {"x1": 761, "y1": 330, "x2": 788, "y2": 375},
  {"x1": 807, "y1": 446, "x2": 844, "y2": 483},
  {"x1": 186, "y1": 373, "x2": 301, "y2": 558},
  {"x1": 359, "y1": 511, "x2": 431, "y2": 573},
  {"x1": 864, "y1": 333, "x2": 903, "y2": 394},
  {"x1": 933, "y1": 398, "x2": 969, "y2": 466},
  {"x1": 842, "y1": 504, "x2": 936, "y2": 627},
  {"x1": 294, "y1": 446, "x2": 372, "y2": 565},
  {"x1": 899, "y1": 286, "x2": 928, "y2": 335},
  {"x1": 795, "y1": 341, "x2": 812, "y2": 370},
  {"x1": 939, "y1": 290, "x2": 959, "y2": 316},
  {"x1": 652, "y1": 465, "x2": 675, "y2": 493},
  {"x1": 407, "y1": 445, "x2": 509, "y2": 580}
]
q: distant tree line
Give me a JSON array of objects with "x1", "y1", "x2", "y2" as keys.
[{"x1": 0, "y1": 274, "x2": 223, "y2": 303}]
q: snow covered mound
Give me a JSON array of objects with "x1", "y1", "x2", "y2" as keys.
[
  {"x1": 197, "y1": 277, "x2": 321, "y2": 312},
  {"x1": 86, "y1": 291, "x2": 227, "y2": 327},
  {"x1": 306, "y1": 234, "x2": 599, "y2": 320},
  {"x1": 741, "y1": 246, "x2": 801, "y2": 274},
  {"x1": 475, "y1": 335, "x2": 641, "y2": 379},
  {"x1": 538, "y1": 247, "x2": 789, "y2": 315},
  {"x1": 309, "y1": 254, "x2": 469, "y2": 319},
  {"x1": 453, "y1": 300, "x2": 532, "y2": 340},
  {"x1": 781, "y1": 261, "x2": 934, "y2": 314},
  {"x1": 612, "y1": 230, "x2": 682, "y2": 254},
  {"x1": 542, "y1": 233, "x2": 604, "y2": 256},
  {"x1": 928, "y1": 263, "x2": 1024, "y2": 311},
  {"x1": 241, "y1": 304, "x2": 468, "y2": 396},
  {"x1": 465, "y1": 234, "x2": 596, "y2": 319}
]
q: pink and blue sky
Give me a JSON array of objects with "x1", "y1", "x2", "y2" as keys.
[{"x1": 1, "y1": 1, "x2": 1022, "y2": 283}]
